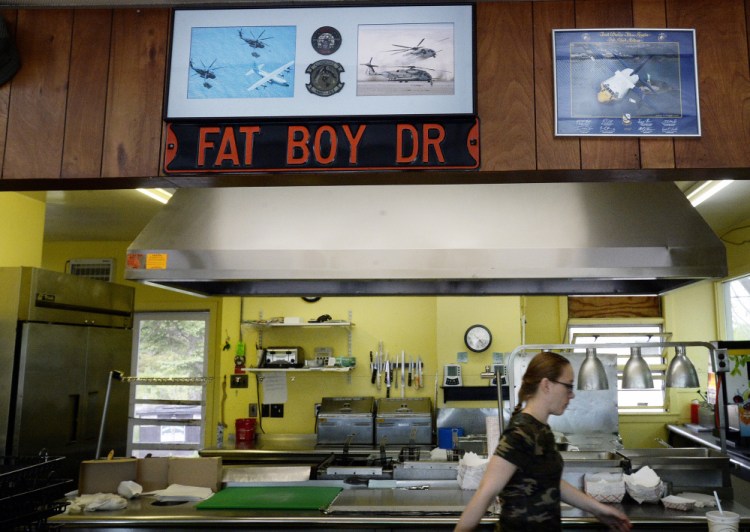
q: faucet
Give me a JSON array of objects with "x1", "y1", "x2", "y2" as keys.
[
  {"x1": 343, "y1": 433, "x2": 356, "y2": 464},
  {"x1": 379, "y1": 437, "x2": 388, "y2": 467}
]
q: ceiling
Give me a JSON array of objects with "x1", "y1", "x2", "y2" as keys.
[
  {"x1": 42, "y1": 189, "x2": 171, "y2": 242},
  {"x1": 38, "y1": 180, "x2": 750, "y2": 244}
]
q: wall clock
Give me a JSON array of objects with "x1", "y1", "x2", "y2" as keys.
[{"x1": 464, "y1": 324, "x2": 492, "y2": 352}]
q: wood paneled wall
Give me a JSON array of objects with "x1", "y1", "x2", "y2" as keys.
[{"x1": 0, "y1": 0, "x2": 748, "y2": 189}]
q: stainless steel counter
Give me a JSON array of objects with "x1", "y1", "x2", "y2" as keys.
[
  {"x1": 51, "y1": 437, "x2": 750, "y2": 530},
  {"x1": 667, "y1": 424, "x2": 750, "y2": 480},
  {"x1": 49, "y1": 489, "x2": 750, "y2": 530}
]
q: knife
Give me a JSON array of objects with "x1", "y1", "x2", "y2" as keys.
[
  {"x1": 408, "y1": 356, "x2": 413, "y2": 387},
  {"x1": 385, "y1": 356, "x2": 391, "y2": 398},
  {"x1": 400, "y1": 351, "x2": 405, "y2": 396},
  {"x1": 376, "y1": 351, "x2": 382, "y2": 390},
  {"x1": 370, "y1": 350, "x2": 376, "y2": 384}
]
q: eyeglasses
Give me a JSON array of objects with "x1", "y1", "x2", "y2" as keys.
[{"x1": 550, "y1": 379, "x2": 575, "y2": 392}]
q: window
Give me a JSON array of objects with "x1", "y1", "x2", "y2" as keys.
[
  {"x1": 724, "y1": 275, "x2": 750, "y2": 340},
  {"x1": 568, "y1": 322, "x2": 667, "y2": 413},
  {"x1": 127, "y1": 311, "x2": 209, "y2": 457}
]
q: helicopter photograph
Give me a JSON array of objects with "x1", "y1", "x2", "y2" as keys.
[
  {"x1": 167, "y1": 5, "x2": 473, "y2": 119},
  {"x1": 239, "y1": 29, "x2": 272, "y2": 52},
  {"x1": 360, "y1": 58, "x2": 440, "y2": 85},
  {"x1": 185, "y1": 25, "x2": 296, "y2": 99},
  {"x1": 189, "y1": 59, "x2": 223, "y2": 89},
  {"x1": 386, "y1": 38, "x2": 442, "y2": 59},
  {"x1": 357, "y1": 22, "x2": 455, "y2": 97}
]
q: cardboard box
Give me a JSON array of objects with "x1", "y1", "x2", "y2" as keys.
[
  {"x1": 136, "y1": 456, "x2": 170, "y2": 492},
  {"x1": 78, "y1": 458, "x2": 138, "y2": 494},
  {"x1": 167, "y1": 457, "x2": 222, "y2": 492}
]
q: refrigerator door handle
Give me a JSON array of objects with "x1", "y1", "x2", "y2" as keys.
[{"x1": 69, "y1": 393, "x2": 80, "y2": 443}]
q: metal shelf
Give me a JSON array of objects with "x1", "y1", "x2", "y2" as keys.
[
  {"x1": 242, "y1": 321, "x2": 353, "y2": 328},
  {"x1": 442, "y1": 385, "x2": 509, "y2": 402},
  {"x1": 243, "y1": 367, "x2": 353, "y2": 373},
  {"x1": 242, "y1": 311, "x2": 355, "y2": 357}
]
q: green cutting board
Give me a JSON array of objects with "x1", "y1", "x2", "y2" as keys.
[{"x1": 196, "y1": 487, "x2": 342, "y2": 510}]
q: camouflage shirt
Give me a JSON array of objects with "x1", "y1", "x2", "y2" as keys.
[{"x1": 493, "y1": 412, "x2": 563, "y2": 531}]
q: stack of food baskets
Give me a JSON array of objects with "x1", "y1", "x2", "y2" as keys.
[{"x1": 0, "y1": 454, "x2": 70, "y2": 530}]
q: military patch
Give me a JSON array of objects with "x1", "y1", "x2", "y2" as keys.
[
  {"x1": 311, "y1": 26, "x2": 342, "y2": 56},
  {"x1": 305, "y1": 60, "x2": 345, "y2": 97}
]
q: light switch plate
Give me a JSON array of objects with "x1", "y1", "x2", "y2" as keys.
[
  {"x1": 230, "y1": 374, "x2": 248, "y2": 388},
  {"x1": 457, "y1": 351, "x2": 469, "y2": 363}
]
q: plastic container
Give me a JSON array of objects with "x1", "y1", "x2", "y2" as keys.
[
  {"x1": 706, "y1": 510, "x2": 739, "y2": 531},
  {"x1": 691, "y1": 400, "x2": 700, "y2": 424},
  {"x1": 235, "y1": 418, "x2": 257, "y2": 446},
  {"x1": 437, "y1": 427, "x2": 465, "y2": 449}
]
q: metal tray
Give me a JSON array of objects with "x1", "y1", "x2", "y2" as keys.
[
  {"x1": 561, "y1": 451, "x2": 621, "y2": 464},
  {"x1": 616, "y1": 448, "x2": 732, "y2": 498}
]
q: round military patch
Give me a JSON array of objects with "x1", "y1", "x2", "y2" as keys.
[
  {"x1": 311, "y1": 26, "x2": 342, "y2": 55},
  {"x1": 305, "y1": 60, "x2": 345, "y2": 97}
]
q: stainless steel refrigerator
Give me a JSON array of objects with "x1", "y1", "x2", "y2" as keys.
[{"x1": 0, "y1": 267, "x2": 134, "y2": 482}]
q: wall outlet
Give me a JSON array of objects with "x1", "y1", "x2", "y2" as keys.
[
  {"x1": 712, "y1": 348, "x2": 730, "y2": 372},
  {"x1": 230, "y1": 374, "x2": 248, "y2": 388},
  {"x1": 248, "y1": 403, "x2": 258, "y2": 417}
]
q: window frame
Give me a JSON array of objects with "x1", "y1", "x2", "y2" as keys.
[
  {"x1": 723, "y1": 274, "x2": 750, "y2": 341},
  {"x1": 127, "y1": 311, "x2": 209, "y2": 457},
  {"x1": 567, "y1": 319, "x2": 668, "y2": 413}
]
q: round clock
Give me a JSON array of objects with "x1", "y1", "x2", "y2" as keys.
[{"x1": 464, "y1": 324, "x2": 492, "y2": 352}]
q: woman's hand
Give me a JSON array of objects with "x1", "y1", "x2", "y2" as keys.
[
  {"x1": 593, "y1": 504, "x2": 632, "y2": 531},
  {"x1": 560, "y1": 480, "x2": 631, "y2": 531}
]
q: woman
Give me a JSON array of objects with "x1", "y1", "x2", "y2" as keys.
[{"x1": 454, "y1": 351, "x2": 631, "y2": 532}]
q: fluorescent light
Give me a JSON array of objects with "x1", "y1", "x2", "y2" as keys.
[
  {"x1": 137, "y1": 188, "x2": 173, "y2": 204},
  {"x1": 686, "y1": 180, "x2": 733, "y2": 207}
]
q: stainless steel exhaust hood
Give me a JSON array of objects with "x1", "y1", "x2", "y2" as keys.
[{"x1": 125, "y1": 182, "x2": 727, "y2": 296}]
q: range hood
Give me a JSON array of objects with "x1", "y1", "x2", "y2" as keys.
[{"x1": 125, "y1": 182, "x2": 727, "y2": 296}]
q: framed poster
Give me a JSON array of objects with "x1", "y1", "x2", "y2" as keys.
[
  {"x1": 166, "y1": 4, "x2": 475, "y2": 119},
  {"x1": 553, "y1": 29, "x2": 700, "y2": 137}
]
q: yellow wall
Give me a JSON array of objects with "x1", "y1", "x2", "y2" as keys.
[
  {"x1": 219, "y1": 296, "x2": 524, "y2": 436},
  {"x1": 39, "y1": 235, "x2": 749, "y2": 450},
  {"x1": 724, "y1": 216, "x2": 750, "y2": 279},
  {"x1": 41, "y1": 237, "x2": 730, "y2": 449},
  {"x1": 0, "y1": 192, "x2": 46, "y2": 267},
  {"x1": 42, "y1": 239, "x2": 223, "y2": 447},
  {"x1": 33, "y1": 188, "x2": 746, "y2": 451},
  {"x1": 522, "y1": 296, "x2": 566, "y2": 344},
  {"x1": 42, "y1": 240, "x2": 132, "y2": 279}
]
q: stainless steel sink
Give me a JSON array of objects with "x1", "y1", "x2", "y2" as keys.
[
  {"x1": 616, "y1": 448, "x2": 733, "y2": 498},
  {"x1": 617, "y1": 447, "x2": 723, "y2": 460},
  {"x1": 561, "y1": 451, "x2": 620, "y2": 461},
  {"x1": 560, "y1": 450, "x2": 624, "y2": 490}
]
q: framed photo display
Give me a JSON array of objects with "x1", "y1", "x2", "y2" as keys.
[
  {"x1": 166, "y1": 4, "x2": 475, "y2": 119},
  {"x1": 553, "y1": 29, "x2": 700, "y2": 137}
]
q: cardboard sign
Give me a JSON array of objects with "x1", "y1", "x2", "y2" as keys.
[{"x1": 164, "y1": 116, "x2": 479, "y2": 174}]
